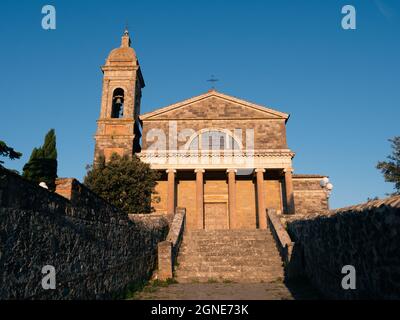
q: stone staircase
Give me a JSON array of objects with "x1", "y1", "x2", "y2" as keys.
[{"x1": 174, "y1": 229, "x2": 285, "y2": 283}]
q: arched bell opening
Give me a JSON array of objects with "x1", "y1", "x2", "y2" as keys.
[{"x1": 111, "y1": 88, "x2": 125, "y2": 118}]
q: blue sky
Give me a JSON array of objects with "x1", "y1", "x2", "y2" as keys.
[{"x1": 1, "y1": 0, "x2": 399, "y2": 208}]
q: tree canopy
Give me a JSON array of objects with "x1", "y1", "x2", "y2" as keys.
[
  {"x1": 84, "y1": 153, "x2": 160, "y2": 213},
  {"x1": 0, "y1": 140, "x2": 22, "y2": 165},
  {"x1": 377, "y1": 136, "x2": 400, "y2": 196}
]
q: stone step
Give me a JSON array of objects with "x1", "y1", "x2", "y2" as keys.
[
  {"x1": 178, "y1": 258, "x2": 283, "y2": 269},
  {"x1": 182, "y1": 239, "x2": 276, "y2": 245},
  {"x1": 184, "y1": 240, "x2": 275, "y2": 245},
  {"x1": 178, "y1": 256, "x2": 282, "y2": 266},
  {"x1": 178, "y1": 252, "x2": 282, "y2": 259},
  {"x1": 174, "y1": 277, "x2": 282, "y2": 284},
  {"x1": 183, "y1": 246, "x2": 275, "y2": 251},
  {"x1": 179, "y1": 246, "x2": 279, "y2": 256},
  {"x1": 176, "y1": 266, "x2": 284, "y2": 274},
  {"x1": 175, "y1": 266, "x2": 284, "y2": 273},
  {"x1": 174, "y1": 229, "x2": 284, "y2": 283},
  {"x1": 183, "y1": 235, "x2": 274, "y2": 240},
  {"x1": 178, "y1": 267, "x2": 283, "y2": 272},
  {"x1": 175, "y1": 273, "x2": 284, "y2": 279},
  {"x1": 178, "y1": 249, "x2": 280, "y2": 257},
  {"x1": 178, "y1": 255, "x2": 280, "y2": 262},
  {"x1": 176, "y1": 261, "x2": 283, "y2": 269},
  {"x1": 180, "y1": 243, "x2": 278, "y2": 250},
  {"x1": 176, "y1": 266, "x2": 284, "y2": 277},
  {"x1": 177, "y1": 252, "x2": 282, "y2": 259},
  {"x1": 186, "y1": 229, "x2": 270, "y2": 234},
  {"x1": 182, "y1": 239, "x2": 275, "y2": 245},
  {"x1": 175, "y1": 268, "x2": 284, "y2": 276},
  {"x1": 185, "y1": 232, "x2": 273, "y2": 237},
  {"x1": 183, "y1": 237, "x2": 275, "y2": 241},
  {"x1": 181, "y1": 239, "x2": 277, "y2": 245},
  {"x1": 178, "y1": 263, "x2": 283, "y2": 270},
  {"x1": 175, "y1": 273, "x2": 284, "y2": 283},
  {"x1": 182, "y1": 239, "x2": 274, "y2": 245}
]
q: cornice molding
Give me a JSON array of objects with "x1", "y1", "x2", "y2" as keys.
[{"x1": 138, "y1": 150, "x2": 295, "y2": 159}]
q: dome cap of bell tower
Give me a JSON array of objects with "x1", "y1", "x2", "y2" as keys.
[{"x1": 105, "y1": 29, "x2": 138, "y2": 67}]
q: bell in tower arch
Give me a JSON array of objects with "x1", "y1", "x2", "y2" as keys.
[{"x1": 111, "y1": 88, "x2": 125, "y2": 118}]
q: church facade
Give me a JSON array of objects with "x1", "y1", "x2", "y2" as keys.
[{"x1": 94, "y1": 31, "x2": 331, "y2": 230}]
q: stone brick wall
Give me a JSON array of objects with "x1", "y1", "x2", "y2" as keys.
[
  {"x1": 148, "y1": 95, "x2": 282, "y2": 120},
  {"x1": 142, "y1": 119, "x2": 287, "y2": 151},
  {"x1": 265, "y1": 179, "x2": 284, "y2": 212},
  {"x1": 153, "y1": 180, "x2": 168, "y2": 214},
  {"x1": 287, "y1": 196, "x2": 400, "y2": 299},
  {"x1": 236, "y1": 179, "x2": 257, "y2": 229},
  {"x1": 0, "y1": 169, "x2": 168, "y2": 299},
  {"x1": 177, "y1": 180, "x2": 196, "y2": 230},
  {"x1": 293, "y1": 175, "x2": 329, "y2": 215},
  {"x1": 140, "y1": 94, "x2": 288, "y2": 151}
]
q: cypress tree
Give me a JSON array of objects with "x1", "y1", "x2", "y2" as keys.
[
  {"x1": 23, "y1": 129, "x2": 58, "y2": 191},
  {"x1": 42, "y1": 129, "x2": 57, "y2": 160}
]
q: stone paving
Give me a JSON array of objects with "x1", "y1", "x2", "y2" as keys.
[{"x1": 134, "y1": 280, "x2": 322, "y2": 300}]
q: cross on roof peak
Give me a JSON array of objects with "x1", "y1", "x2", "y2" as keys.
[{"x1": 207, "y1": 75, "x2": 219, "y2": 89}]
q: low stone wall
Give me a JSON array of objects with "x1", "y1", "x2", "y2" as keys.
[
  {"x1": 0, "y1": 169, "x2": 169, "y2": 299},
  {"x1": 287, "y1": 196, "x2": 400, "y2": 299},
  {"x1": 266, "y1": 209, "x2": 294, "y2": 266},
  {"x1": 158, "y1": 208, "x2": 186, "y2": 280}
]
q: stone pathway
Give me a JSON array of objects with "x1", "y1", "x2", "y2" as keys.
[{"x1": 134, "y1": 280, "x2": 322, "y2": 300}]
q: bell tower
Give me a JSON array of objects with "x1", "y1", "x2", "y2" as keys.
[{"x1": 94, "y1": 29, "x2": 145, "y2": 163}]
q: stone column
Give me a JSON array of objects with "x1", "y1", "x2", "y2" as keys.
[
  {"x1": 284, "y1": 168, "x2": 295, "y2": 215},
  {"x1": 195, "y1": 169, "x2": 205, "y2": 229},
  {"x1": 227, "y1": 169, "x2": 237, "y2": 229},
  {"x1": 166, "y1": 169, "x2": 176, "y2": 215},
  {"x1": 255, "y1": 168, "x2": 267, "y2": 229}
]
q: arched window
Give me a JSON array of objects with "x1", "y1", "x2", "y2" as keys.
[
  {"x1": 186, "y1": 129, "x2": 242, "y2": 151},
  {"x1": 111, "y1": 88, "x2": 125, "y2": 118}
]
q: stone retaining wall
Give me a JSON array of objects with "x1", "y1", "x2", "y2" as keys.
[
  {"x1": 287, "y1": 196, "x2": 400, "y2": 299},
  {"x1": 0, "y1": 169, "x2": 168, "y2": 299}
]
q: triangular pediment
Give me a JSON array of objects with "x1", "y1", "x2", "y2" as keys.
[{"x1": 140, "y1": 91, "x2": 289, "y2": 121}]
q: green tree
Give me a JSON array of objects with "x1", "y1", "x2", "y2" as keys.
[
  {"x1": 0, "y1": 140, "x2": 22, "y2": 166},
  {"x1": 42, "y1": 129, "x2": 57, "y2": 160},
  {"x1": 23, "y1": 129, "x2": 58, "y2": 191},
  {"x1": 377, "y1": 136, "x2": 400, "y2": 196},
  {"x1": 84, "y1": 153, "x2": 160, "y2": 213}
]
